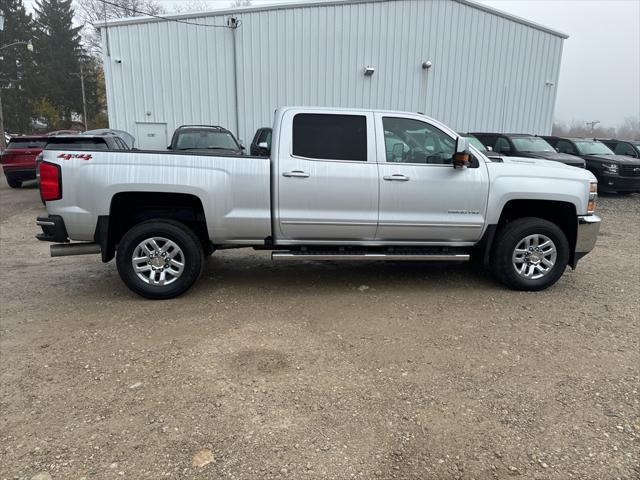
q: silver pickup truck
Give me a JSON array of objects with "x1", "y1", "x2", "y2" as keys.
[{"x1": 36, "y1": 107, "x2": 601, "y2": 299}]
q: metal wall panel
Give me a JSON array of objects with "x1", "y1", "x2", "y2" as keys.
[{"x1": 102, "y1": 0, "x2": 565, "y2": 149}]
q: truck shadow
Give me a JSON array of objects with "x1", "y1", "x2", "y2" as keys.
[{"x1": 194, "y1": 254, "x2": 498, "y2": 295}]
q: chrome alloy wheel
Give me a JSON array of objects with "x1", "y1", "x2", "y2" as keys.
[
  {"x1": 132, "y1": 237, "x2": 185, "y2": 286},
  {"x1": 512, "y1": 234, "x2": 557, "y2": 280}
]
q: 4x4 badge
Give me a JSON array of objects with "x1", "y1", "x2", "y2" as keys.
[{"x1": 57, "y1": 153, "x2": 92, "y2": 160}]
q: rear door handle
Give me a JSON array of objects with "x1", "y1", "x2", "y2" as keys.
[
  {"x1": 383, "y1": 174, "x2": 410, "y2": 181},
  {"x1": 282, "y1": 170, "x2": 310, "y2": 178}
]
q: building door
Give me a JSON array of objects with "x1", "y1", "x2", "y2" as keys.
[{"x1": 135, "y1": 122, "x2": 168, "y2": 150}]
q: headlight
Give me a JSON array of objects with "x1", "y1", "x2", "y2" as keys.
[
  {"x1": 603, "y1": 163, "x2": 618, "y2": 174},
  {"x1": 588, "y1": 181, "x2": 597, "y2": 214}
]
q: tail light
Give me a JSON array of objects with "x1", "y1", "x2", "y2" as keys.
[{"x1": 40, "y1": 161, "x2": 62, "y2": 201}]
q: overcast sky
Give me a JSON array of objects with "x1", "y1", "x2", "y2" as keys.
[
  {"x1": 480, "y1": 0, "x2": 640, "y2": 128},
  {"x1": 23, "y1": 0, "x2": 640, "y2": 127}
]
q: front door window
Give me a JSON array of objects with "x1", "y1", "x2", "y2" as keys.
[{"x1": 382, "y1": 117, "x2": 455, "y2": 164}]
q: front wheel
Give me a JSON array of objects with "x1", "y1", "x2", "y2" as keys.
[
  {"x1": 116, "y1": 220, "x2": 204, "y2": 299},
  {"x1": 491, "y1": 217, "x2": 569, "y2": 291}
]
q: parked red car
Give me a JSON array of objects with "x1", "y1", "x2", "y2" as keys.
[{"x1": 1, "y1": 135, "x2": 50, "y2": 188}]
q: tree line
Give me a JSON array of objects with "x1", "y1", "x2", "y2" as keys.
[
  {"x1": 1, "y1": 0, "x2": 250, "y2": 135},
  {"x1": 552, "y1": 118, "x2": 640, "y2": 141}
]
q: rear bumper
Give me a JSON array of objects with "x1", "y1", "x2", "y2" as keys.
[
  {"x1": 573, "y1": 215, "x2": 601, "y2": 265},
  {"x1": 598, "y1": 173, "x2": 640, "y2": 193},
  {"x1": 36, "y1": 215, "x2": 69, "y2": 243},
  {"x1": 3, "y1": 167, "x2": 36, "y2": 181}
]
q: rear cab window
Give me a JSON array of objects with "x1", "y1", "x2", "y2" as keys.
[
  {"x1": 45, "y1": 137, "x2": 110, "y2": 150},
  {"x1": 292, "y1": 113, "x2": 367, "y2": 161}
]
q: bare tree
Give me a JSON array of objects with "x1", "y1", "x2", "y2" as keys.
[
  {"x1": 616, "y1": 117, "x2": 640, "y2": 140},
  {"x1": 230, "y1": 0, "x2": 251, "y2": 7},
  {"x1": 552, "y1": 117, "x2": 639, "y2": 140},
  {"x1": 76, "y1": 0, "x2": 165, "y2": 55},
  {"x1": 170, "y1": 1, "x2": 213, "y2": 14}
]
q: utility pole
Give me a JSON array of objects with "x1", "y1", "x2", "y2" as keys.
[
  {"x1": 0, "y1": 11, "x2": 5, "y2": 150},
  {"x1": 0, "y1": 90, "x2": 5, "y2": 151},
  {"x1": 586, "y1": 120, "x2": 600, "y2": 136},
  {"x1": 71, "y1": 63, "x2": 88, "y2": 130}
]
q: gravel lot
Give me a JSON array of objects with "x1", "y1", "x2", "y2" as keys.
[{"x1": 1, "y1": 179, "x2": 638, "y2": 480}]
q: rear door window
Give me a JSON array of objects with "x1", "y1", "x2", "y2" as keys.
[{"x1": 292, "y1": 113, "x2": 367, "y2": 161}]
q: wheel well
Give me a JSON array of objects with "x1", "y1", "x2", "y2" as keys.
[
  {"x1": 496, "y1": 199, "x2": 578, "y2": 265},
  {"x1": 98, "y1": 192, "x2": 210, "y2": 262}
]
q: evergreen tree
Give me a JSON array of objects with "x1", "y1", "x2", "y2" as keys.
[
  {"x1": 0, "y1": 0, "x2": 35, "y2": 132},
  {"x1": 81, "y1": 55, "x2": 108, "y2": 128},
  {"x1": 32, "y1": 0, "x2": 83, "y2": 128}
]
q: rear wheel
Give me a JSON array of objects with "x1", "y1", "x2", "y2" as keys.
[
  {"x1": 6, "y1": 175, "x2": 22, "y2": 188},
  {"x1": 116, "y1": 219, "x2": 204, "y2": 299},
  {"x1": 491, "y1": 217, "x2": 569, "y2": 291}
]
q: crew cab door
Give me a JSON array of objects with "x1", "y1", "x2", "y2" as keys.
[
  {"x1": 375, "y1": 113, "x2": 489, "y2": 242},
  {"x1": 276, "y1": 110, "x2": 378, "y2": 241}
]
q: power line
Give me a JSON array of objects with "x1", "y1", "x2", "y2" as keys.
[{"x1": 96, "y1": 0, "x2": 236, "y2": 28}]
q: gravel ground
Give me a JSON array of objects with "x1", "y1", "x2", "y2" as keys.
[{"x1": 1, "y1": 179, "x2": 638, "y2": 480}]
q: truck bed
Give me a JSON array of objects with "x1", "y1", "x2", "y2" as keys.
[{"x1": 41, "y1": 148, "x2": 272, "y2": 244}]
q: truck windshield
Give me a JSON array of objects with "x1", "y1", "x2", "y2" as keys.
[
  {"x1": 510, "y1": 137, "x2": 555, "y2": 153},
  {"x1": 463, "y1": 135, "x2": 489, "y2": 155},
  {"x1": 176, "y1": 131, "x2": 239, "y2": 151},
  {"x1": 574, "y1": 141, "x2": 614, "y2": 156}
]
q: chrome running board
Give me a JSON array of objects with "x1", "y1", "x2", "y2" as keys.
[{"x1": 272, "y1": 251, "x2": 470, "y2": 262}]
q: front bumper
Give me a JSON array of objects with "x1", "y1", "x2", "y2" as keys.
[
  {"x1": 598, "y1": 173, "x2": 640, "y2": 193},
  {"x1": 36, "y1": 215, "x2": 69, "y2": 243},
  {"x1": 574, "y1": 214, "x2": 601, "y2": 264}
]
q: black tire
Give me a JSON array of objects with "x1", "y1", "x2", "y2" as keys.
[
  {"x1": 6, "y1": 175, "x2": 22, "y2": 188},
  {"x1": 116, "y1": 219, "x2": 204, "y2": 299},
  {"x1": 490, "y1": 217, "x2": 569, "y2": 291}
]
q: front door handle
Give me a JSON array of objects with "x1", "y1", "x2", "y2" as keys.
[
  {"x1": 282, "y1": 170, "x2": 310, "y2": 178},
  {"x1": 383, "y1": 174, "x2": 410, "y2": 181}
]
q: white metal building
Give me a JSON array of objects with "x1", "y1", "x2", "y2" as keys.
[{"x1": 101, "y1": 0, "x2": 567, "y2": 149}]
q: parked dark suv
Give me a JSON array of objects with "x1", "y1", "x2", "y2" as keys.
[
  {"x1": 471, "y1": 133, "x2": 585, "y2": 168},
  {"x1": 542, "y1": 136, "x2": 640, "y2": 193},
  {"x1": 597, "y1": 139, "x2": 640, "y2": 159}
]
